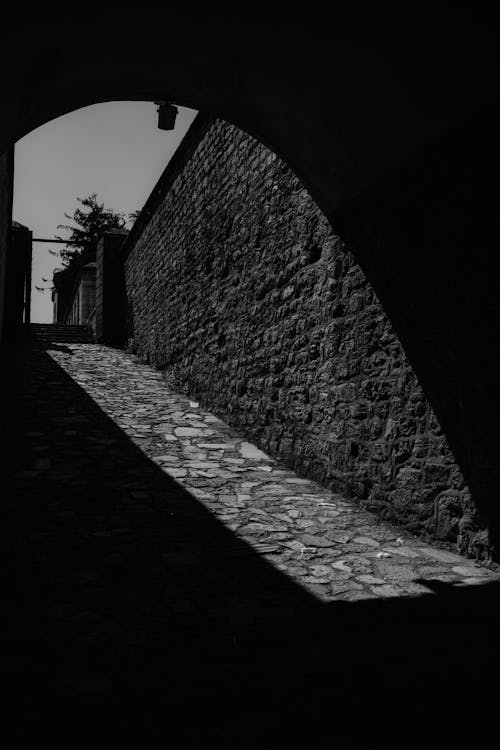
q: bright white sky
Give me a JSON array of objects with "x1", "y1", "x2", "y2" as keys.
[{"x1": 13, "y1": 102, "x2": 197, "y2": 323}]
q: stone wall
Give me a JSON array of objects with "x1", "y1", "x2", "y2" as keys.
[
  {"x1": 0, "y1": 148, "x2": 14, "y2": 344},
  {"x1": 124, "y1": 117, "x2": 486, "y2": 558}
]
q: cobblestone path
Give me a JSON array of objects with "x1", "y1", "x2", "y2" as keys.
[
  {"x1": 1, "y1": 335, "x2": 499, "y2": 748},
  {"x1": 46, "y1": 343, "x2": 499, "y2": 599}
]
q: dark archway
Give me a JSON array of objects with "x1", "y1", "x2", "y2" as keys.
[{"x1": 1, "y1": 13, "x2": 500, "y2": 556}]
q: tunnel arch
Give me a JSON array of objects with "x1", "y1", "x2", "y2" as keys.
[
  {"x1": 2, "y1": 16, "x2": 500, "y2": 558},
  {"x1": 2, "y1": 16, "x2": 497, "y2": 217}
]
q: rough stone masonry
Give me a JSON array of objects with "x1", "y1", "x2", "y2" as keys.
[
  {"x1": 0, "y1": 149, "x2": 14, "y2": 343},
  {"x1": 123, "y1": 115, "x2": 489, "y2": 560}
]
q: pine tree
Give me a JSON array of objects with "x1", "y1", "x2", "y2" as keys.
[{"x1": 56, "y1": 193, "x2": 127, "y2": 274}]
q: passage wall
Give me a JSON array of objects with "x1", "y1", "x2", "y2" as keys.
[
  {"x1": 0, "y1": 149, "x2": 14, "y2": 344},
  {"x1": 124, "y1": 117, "x2": 486, "y2": 558}
]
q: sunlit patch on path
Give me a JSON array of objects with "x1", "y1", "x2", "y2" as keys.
[{"x1": 48, "y1": 342, "x2": 499, "y2": 602}]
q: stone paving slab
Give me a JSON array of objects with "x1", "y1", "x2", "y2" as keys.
[{"x1": 45, "y1": 343, "x2": 500, "y2": 602}]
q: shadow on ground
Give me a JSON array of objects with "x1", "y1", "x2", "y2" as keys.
[{"x1": 0, "y1": 341, "x2": 498, "y2": 748}]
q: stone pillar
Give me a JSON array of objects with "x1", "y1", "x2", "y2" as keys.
[
  {"x1": 3, "y1": 221, "x2": 32, "y2": 343},
  {"x1": 95, "y1": 230, "x2": 128, "y2": 345},
  {"x1": 0, "y1": 148, "x2": 14, "y2": 346}
]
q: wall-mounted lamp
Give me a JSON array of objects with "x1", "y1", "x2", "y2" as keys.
[{"x1": 156, "y1": 101, "x2": 178, "y2": 131}]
